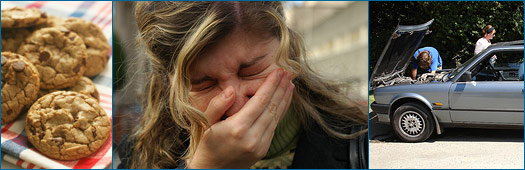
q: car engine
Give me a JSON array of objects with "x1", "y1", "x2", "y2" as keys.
[
  {"x1": 415, "y1": 71, "x2": 450, "y2": 84},
  {"x1": 374, "y1": 71, "x2": 449, "y2": 88}
]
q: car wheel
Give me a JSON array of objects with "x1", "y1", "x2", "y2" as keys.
[{"x1": 392, "y1": 103, "x2": 435, "y2": 142}]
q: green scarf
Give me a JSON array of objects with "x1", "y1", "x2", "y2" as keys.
[{"x1": 251, "y1": 107, "x2": 302, "y2": 169}]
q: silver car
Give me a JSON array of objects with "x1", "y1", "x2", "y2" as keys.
[{"x1": 370, "y1": 20, "x2": 524, "y2": 142}]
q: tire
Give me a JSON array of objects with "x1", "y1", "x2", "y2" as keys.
[{"x1": 391, "y1": 103, "x2": 435, "y2": 142}]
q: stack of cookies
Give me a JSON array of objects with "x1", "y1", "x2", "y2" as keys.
[{"x1": 1, "y1": 7, "x2": 111, "y2": 161}]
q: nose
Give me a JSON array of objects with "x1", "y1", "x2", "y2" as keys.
[{"x1": 220, "y1": 79, "x2": 260, "y2": 116}]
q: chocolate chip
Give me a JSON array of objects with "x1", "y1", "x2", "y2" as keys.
[
  {"x1": 7, "y1": 110, "x2": 12, "y2": 115},
  {"x1": 85, "y1": 44, "x2": 90, "y2": 49},
  {"x1": 30, "y1": 126, "x2": 36, "y2": 134},
  {"x1": 12, "y1": 61, "x2": 25, "y2": 72},
  {"x1": 41, "y1": 12, "x2": 47, "y2": 18},
  {"x1": 92, "y1": 90, "x2": 99, "y2": 100},
  {"x1": 82, "y1": 58, "x2": 86, "y2": 66},
  {"x1": 69, "y1": 36, "x2": 75, "y2": 41},
  {"x1": 53, "y1": 105, "x2": 60, "y2": 110},
  {"x1": 92, "y1": 129, "x2": 97, "y2": 138},
  {"x1": 39, "y1": 131, "x2": 44, "y2": 139},
  {"x1": 1, "y1": 56, "x2": 6, "y2": 65},
  {"x1": 73, "y1": 63, "x2": 82, "y2": 72},
  {"x1": 39, "y1": 51, "x2": 50, "y2": 62}
]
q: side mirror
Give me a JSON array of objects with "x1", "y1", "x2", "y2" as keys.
[{"x1": 458, "y1": 71, "x2": 472, "y2": 82}]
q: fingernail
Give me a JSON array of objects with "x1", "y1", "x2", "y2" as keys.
[
  {"x1": 277, "y1": 69, "x2": 283, "y2": 78},
  {"x1": 223, "y1": 87, "x2": 233, "y2": 99}
]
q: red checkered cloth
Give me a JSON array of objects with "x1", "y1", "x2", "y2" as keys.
[{"x1": 1, "y1": 1, "x2": 113, "y2": 169}]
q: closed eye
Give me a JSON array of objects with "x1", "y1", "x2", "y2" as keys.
[
  {"x1": 191, "y1": 75, "x2": 216, "y2": 92},
  {"x1": 191, "y1": 81, "x2": 216, "y2": 92},
  {"x1": 238, "y1": 55, "x2": 267, "y2": 77},
  {"x1": 240, "y1": 69, "x2": 265, "y2": 77}
]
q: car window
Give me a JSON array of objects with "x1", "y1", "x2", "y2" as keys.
[
  {"x1": 470, "y1": 51, "x2": 523, "y2": 81},
  {"x1": 450, "y1": 53, "x2": 480, "y2": 79}
]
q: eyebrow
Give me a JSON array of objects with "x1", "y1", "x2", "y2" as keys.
[
  {"x1": 191, "y1": 75, "x2": 214, "y2": 85},
  {"x1": 240, "y1": 55, "x2": 265, "y2": 69},
  {"x1": 191, "y1": 55, "x2": 266, "y2": 84}
]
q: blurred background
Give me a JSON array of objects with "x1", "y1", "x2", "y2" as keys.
[
  {"x1": 284, "y1": 1, "x2": 368, "y2": 100},
  {"x1": 112, "y1": 1, "x2": 368, "y2": 167}
]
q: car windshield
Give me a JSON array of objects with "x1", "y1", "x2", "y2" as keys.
[{"x1": 449, "y1": 54, "x2": 479, "y2": 79}]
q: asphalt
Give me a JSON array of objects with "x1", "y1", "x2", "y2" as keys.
[{"x1": 369, "y1": 112, "x2": 524, "y2": 169}]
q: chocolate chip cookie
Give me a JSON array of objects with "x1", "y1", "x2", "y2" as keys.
[
  {"x1": 17, "y1": 27, "x2": 87, "y2": 90},
  {"x1": 1, "y1": 52, "x2": 40, "y2": 124},
  {"x1": 68, "y1": 77, "x2": 100, "y2": 100},
  {"x1": 1, "y1": 7, "x2": 48, "y2": 28},
  {"x1": 38, "y1": 77, "x2": 100, "y2": 100},
  {"x1": 63, "y1": 18, "x2": 110, "y2": 77},
  {"x1": 25, "y1": 91, "x2": 110, "y2": 160}
]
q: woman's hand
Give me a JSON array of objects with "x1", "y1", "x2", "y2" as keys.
[{"x1": 188, "y1": 68, "x2": 295, "y2": 169}]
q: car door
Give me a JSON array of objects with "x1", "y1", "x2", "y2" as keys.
[{"x1": 449, "y1": 50, "x2": 524, "y2": 125}]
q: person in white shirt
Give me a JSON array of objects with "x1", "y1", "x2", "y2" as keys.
[{"x1": 474, "y1": 25, "x2": 496, "y2": 64}]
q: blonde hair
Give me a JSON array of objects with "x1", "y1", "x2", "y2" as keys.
[{"x1": 130, "y1": 1, "x2": 367, "y2": 168}]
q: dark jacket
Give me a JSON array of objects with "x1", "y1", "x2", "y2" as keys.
[
  {"x1": 289, "y1": 122, "x2": 367, "y2": 169},
  {"x1": 116, "y1": 122, "x2": 368, "y2": 169}
]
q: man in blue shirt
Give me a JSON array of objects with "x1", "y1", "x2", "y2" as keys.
[{"x1": 411, "y1": 47, "x2": 443, "y2": 79}]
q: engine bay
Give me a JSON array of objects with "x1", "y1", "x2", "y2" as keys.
[{"x1": 373, "y1": 71, "x2": 450, "y2": 88}]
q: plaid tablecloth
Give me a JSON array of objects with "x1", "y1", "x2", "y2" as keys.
[{"x1": 1, "y1": 1, "x2": 113, "y2": 169}]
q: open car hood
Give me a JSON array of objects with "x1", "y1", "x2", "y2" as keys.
[{"x1": 369, "y1": 19, "x2": 434, "y2": 90}]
